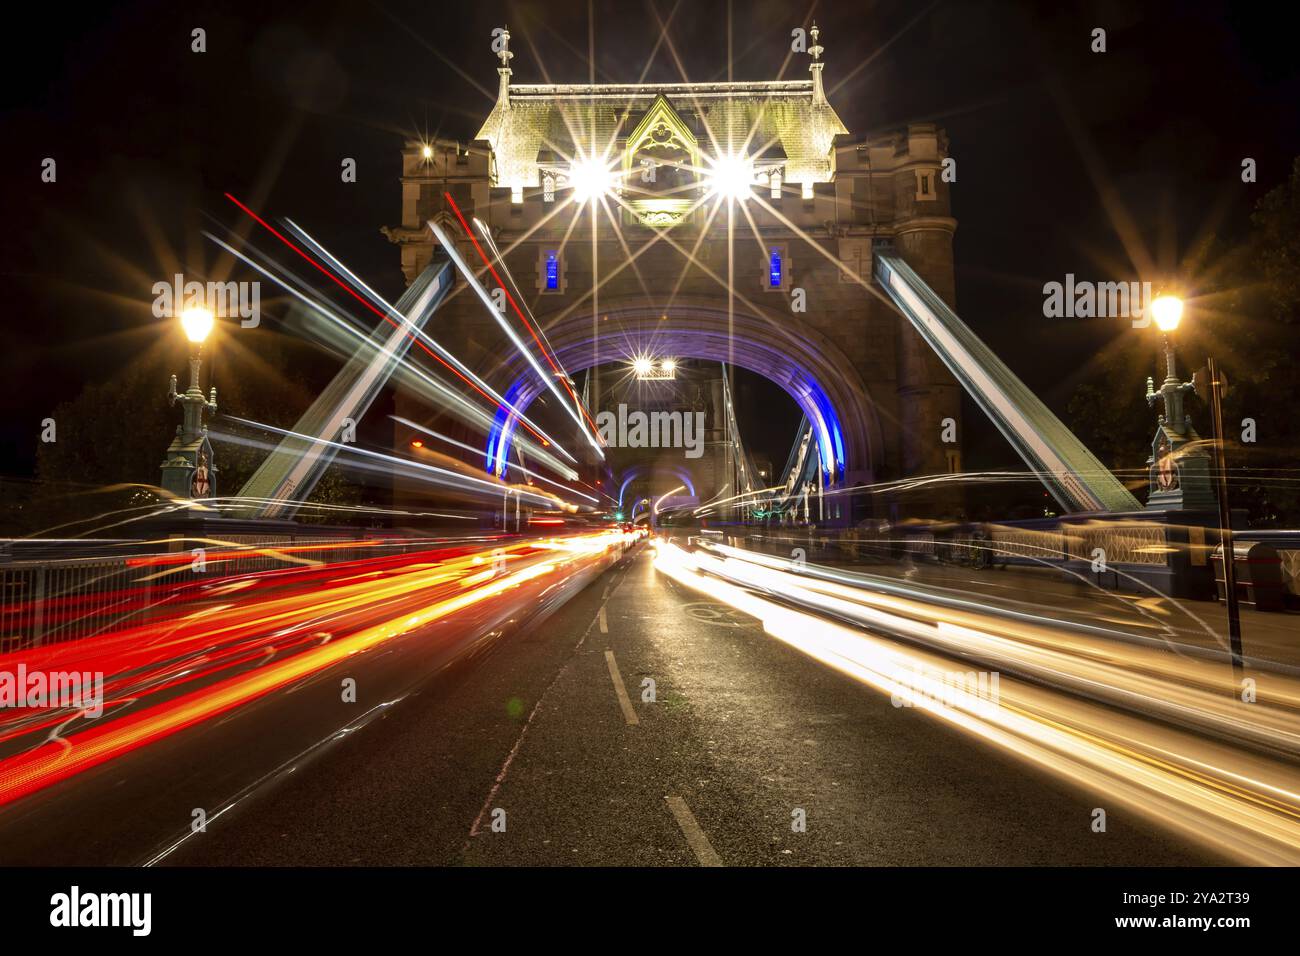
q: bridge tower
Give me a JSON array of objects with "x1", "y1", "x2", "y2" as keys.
[{"x1": 383, "y1": 25, "x2": 964, "y2": 519}]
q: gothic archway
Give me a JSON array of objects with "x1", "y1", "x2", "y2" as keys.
[{"x1": 483, "y1": 297, "x2": 884, "y2": 486}]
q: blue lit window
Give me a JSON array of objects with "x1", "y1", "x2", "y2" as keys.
[
  {"x1": 545, "y1": 251, "x2": 559, "y2": 290},
  {"x1": 769, "y1": 248, "x2": 783, "y2": 288}
]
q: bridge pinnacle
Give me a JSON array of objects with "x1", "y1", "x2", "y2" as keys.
[
  {"x1": 496, "y1": 25, "x2": 513, "y2": 104},
  {"x1": 809, "y1": 22, "x2": 826, "y2": 102}
]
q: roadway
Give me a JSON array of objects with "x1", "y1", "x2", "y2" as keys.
[{"x1": 146, "y1": 542, "x2": 1217, "y2": 867}]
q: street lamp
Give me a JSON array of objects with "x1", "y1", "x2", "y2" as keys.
[
  {"x1": 161, "y1": 307, "x2": 218, "y2": 501},
  {"x1": 1144, "y1": 293, "x2": 1201, "y2": 503},
  {"x1": 1149, "y1": 294, "x2": 1183, "y2": 332},
  {"x1": 1150, "y1": 293, "x2": 1185, "y2": 390},
  {"x1": 180, "y1": 305, "x2": 215, "y2": 344},
  {"x1": 1142, "y1": 294, "x2": 1244, "y2": 682}
]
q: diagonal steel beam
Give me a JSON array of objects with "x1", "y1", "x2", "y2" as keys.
[
  {"x1": 875, "y1": 252, "x2": 1140, "y2": 514},
  {"x1": 235, "y1": 259, "x2": 454, "y2": 518}
]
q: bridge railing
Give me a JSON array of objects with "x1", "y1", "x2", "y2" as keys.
[
  {"x1": 0, "y1": 520, "x2": 490, "y2": 654},
  {"x1": 1, "y1": 555, "x2": 149, "y2": 653},
  {"x1": 724, "y1": 513, "x2": 1300, "y2": 606}
]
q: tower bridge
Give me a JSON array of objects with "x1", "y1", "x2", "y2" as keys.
[{"x1": 383, "y1": 25, "x2": 963, "y2": 517}]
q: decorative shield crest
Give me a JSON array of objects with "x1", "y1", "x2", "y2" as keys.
[
  {"x1": 191, "y1": 451, "x2": 211, "y2": 498},
  {"x1": 1156, "y1": 438, "x2": 1178, "y2": 491}
]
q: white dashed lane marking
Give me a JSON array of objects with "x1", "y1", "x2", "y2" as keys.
[
  {"x1": 664, "y1": 795, "x2": 723, "y2": 867},
  {"x1": 603, "y1": 650, "x2": 639, "y2": 726}
]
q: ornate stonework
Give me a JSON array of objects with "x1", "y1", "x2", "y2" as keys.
[{"x1": 386, "y1": 25, "x2": 966, "y2": 518}]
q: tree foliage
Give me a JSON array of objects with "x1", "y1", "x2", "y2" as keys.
[
  {"x1": 27, "y1": 328, "x2": 364, "y2": 534},
  {"x1": 1068, "y1": 157, "x2": 1300, "y2": 526}
]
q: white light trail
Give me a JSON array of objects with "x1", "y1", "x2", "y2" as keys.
[
  {"x1": 652, "y1": 539, "x2": 1300, "y2": 864},
  {"x1": 202, "y1": 231, "x2": 579, "y2": 480},
  {"x1": 222, "y1": 416, "x2": 567, "y2": 509},
  {"x1": 427, "y1": 219, "x2": 605, "y2": 459}
]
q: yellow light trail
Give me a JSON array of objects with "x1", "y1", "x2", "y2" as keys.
[{"x1": 652, "y1": 538, "x2": 1300, "y2": 865}]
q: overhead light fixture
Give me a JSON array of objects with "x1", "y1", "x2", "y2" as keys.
[
  {"x1": 705, "y1": 152, "x2": 754, "y2": 201},
  {"x1": 569, "y1": 156, "x2": 616, "y2": 203},
  {"x1": 632, "y1": 355, "x2": 675, "y2": 380}
]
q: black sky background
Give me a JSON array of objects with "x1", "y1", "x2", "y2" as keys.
[{"x1": 2, "y1": 0, "x2": 1298, "y2": 482}]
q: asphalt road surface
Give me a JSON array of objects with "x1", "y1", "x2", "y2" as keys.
[{"x1": 151, "y1": 543, "x2": 1220, "y2": 867}]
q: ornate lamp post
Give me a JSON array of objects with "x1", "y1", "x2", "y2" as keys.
[
  {"x1": 160, "y1": 307, "x2": 218, "y2": 500},
  {"x1": 1143, "y1": 295, "x2": 1214, "y2": 511},
  {"x1": 1143, "y1": 295, "x2": 1243, "y2": 680}
]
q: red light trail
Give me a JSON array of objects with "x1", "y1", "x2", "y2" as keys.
[
  {"x1": 0, "y1": 530, "x2": 638, "y2": 808},
  {"x1": 443, "y1": 191, "x2": 605, "y2": 444},
  {"x1": 223, "y1": 192, "x2": 553, "y2": 449}
]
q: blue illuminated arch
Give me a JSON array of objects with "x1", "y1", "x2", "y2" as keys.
[
  {"x1": 483, "y1": 301, "x2": 882, "y2": 487},
  {"x1": 617, "y1": 464, "x2": 697, "y2": 508}
]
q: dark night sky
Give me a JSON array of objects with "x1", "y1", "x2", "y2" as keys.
[{"x1": 2, "y1": 0, "x2": 1298, "y2": 480}]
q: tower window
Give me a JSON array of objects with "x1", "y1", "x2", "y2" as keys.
[
  {"x1": 545, "y1": 251, "x2": 560, "y2": 290},
  {"x1": 915, "y1": 168, "x2": 938, "y2": 201},
  {"x1": 764, "y1": 244, "x2": 789, "y2": 292}
]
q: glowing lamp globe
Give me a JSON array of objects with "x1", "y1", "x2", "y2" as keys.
[
  {"x1": 1150, "y1": 295, "x2": 1183, "y2": 333},
  {"x1": 179, "y1": 307, "x2": 215, "y2": 344}
]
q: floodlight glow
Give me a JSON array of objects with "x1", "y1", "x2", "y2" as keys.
[
  {"x1": 706, "y1": 152, "x2": 754, "y2": 201},
  {"x1": 661, "y1": 359, "x2": 677, "y2": 375},
  {"x1": 1150, "y1": 295, "x2": 1184, "y2": 333},
  {"x1": 179, "y1": 306, "x2": 214, "y2": 344},
  {"x1": 569, "y1": 157, "x2": 616, "y2": 203},
  {"x1": 421, "y1": 144, "x2": 433, "y2": 160},
  {"x1": 632, "y1": 357, "x2": 655, "y2": 376}
]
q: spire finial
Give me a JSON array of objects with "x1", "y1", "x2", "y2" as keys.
[
  {"x1": 495, "y1": 25, "x2": 513, "y2": 106},
  {"x1": 808, "y1": 21, "x2": 826, "y2": 102},
  {"x1": 497, "y1": 25, "x2": 514, "y2": 68}
]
